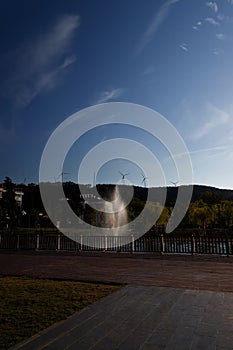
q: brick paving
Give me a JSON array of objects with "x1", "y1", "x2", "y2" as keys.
[
  {"x1": 1, "y1": 252, "x2": 233, "y2": 350},
  {"x1": 0, "y1": 251, "x2": 233, "y2": 292}
]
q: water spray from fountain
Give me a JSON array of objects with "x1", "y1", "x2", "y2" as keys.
[{"x1": 103, "y1": 172, "x2": 129, "y2": 235}]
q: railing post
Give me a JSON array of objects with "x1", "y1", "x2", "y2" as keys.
[
  {"x1": 17, "y1": 234, "x2": 20, "y2": 250},
  {"x1": 131, "y1": 234, "x2": 134, "y2": 254},
  {"x1": 105, "y1": 235, "x2": 108, "y2": 251},
  {"x1": 57, "y1": 234, "x2": 61, "y2": 252},
  {"x1": 225, "y1": 234, "x2": 229, "y2": 257},
  {"x1": 36, "y1": 234, "x2": 40, "y2": 251},
  {"x1": 160, "y1": 234, "x2": 165, "y2": 255},
  {"x1": 191, "y1": 234, "x2": 196, "y2": 256},
  {"x1": 80, "y1": 235, "x2": 83, "y2": 252}
]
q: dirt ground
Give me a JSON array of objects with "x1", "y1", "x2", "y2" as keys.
[{"x1": 0, "y1": 251, "x2": 233, "y2": 292}]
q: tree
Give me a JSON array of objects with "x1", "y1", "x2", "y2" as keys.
[
  {"x1": 155, "y1": 206, "x2": 170, "y2": 227},
  {"x1": 189, "y1": 200, "x2": 216, "y2": 233},
  {"x1": 217, "y1": 200, "x2": 233, "y2": 228},
  {"x1": 0, "y1": 205, "x2": 6, "y2": 227},
  {"x1": 201, "y1": 191, "x2": 222, "y2": 206},
  {"x1": 2, "y1": 177, "x2": 21, "y2": 230}
]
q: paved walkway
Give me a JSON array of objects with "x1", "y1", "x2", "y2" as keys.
[
  {"x1": 1, "y1": 252, "x2": 233, "y2": 292},
  {"x1": 2, "y1": 252, "x2": 233, "y2": 349},
  {"x1": 11, "y1": 285, "x2": 233, "y2": 350}
]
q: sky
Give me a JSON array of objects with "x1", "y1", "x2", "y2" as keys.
[{"x1": 1, "y1": 0, "x2": 233, "y2": 189}]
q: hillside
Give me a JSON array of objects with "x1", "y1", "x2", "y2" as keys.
[{"x1": 97, "y1": 184, "x2": 233, "y2": 206}]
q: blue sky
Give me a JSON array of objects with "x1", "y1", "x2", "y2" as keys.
[{"x1": 1, "y1": 0, "x2": 233, "y2": 188}]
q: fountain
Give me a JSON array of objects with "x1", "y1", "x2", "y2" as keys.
[{"x1": 104, "y1": 185, "x2": 128, "y2": 231}]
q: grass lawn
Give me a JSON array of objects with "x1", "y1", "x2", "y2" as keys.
[{"x1": 0, "y1": 276, "x2": 122, "y2": 349}]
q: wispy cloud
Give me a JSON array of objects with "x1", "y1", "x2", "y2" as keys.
[
  {"x1": 179, "y1": 43, "x2": 188, "y2": 52},
  {"x1": 206, "y1": 2, "x2": 218, "y2": 13},
  {"x1": 0, "y1": 125, "x2": 16, "y2": 144},
  {"x1": 95, "y1": 88, "x2": 124, "y2": 104},
  {"x1": 61, "y1": 54, "x2": 77, "y2": 69},
  {"x1": 2, "y1": 14, "x2": 80, "y2": 109},
  {"x1": 216, "y1": 33, "x2": 226, "y2": 40},
  {"x1": 189, "y1": 145, "x2": 229, "y2": 156},
  {"x1": 170, "y1": 145, "x2": 229, "y2": 162},
  {"x1": 217, "y1": 13, "x2": 225, "y2": 21},
  {"x1": 142, "y1": 65, "x2": 156, "y2": 76},
  {"x1": 205, "y1": 17, "x2": 220, "y2": 25},
  {"x1": 136, "y1": 0, "x2": 180, "y2": 55},
  {"x1": 192, "y1": 103, "x2": 229, "y2": 140},
  {"x1": 192, "y1": 21, "x2": 202, "y2": 30},
  {"x1": 213, "y1": 48, "x2": 224, "y2": 55}
]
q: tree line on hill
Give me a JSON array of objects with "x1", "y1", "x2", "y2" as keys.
[{"x1": 0, "y1": 177, "x2": 233, "y2": 234}]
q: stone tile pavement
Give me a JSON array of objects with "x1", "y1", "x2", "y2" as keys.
[
  {"x1": 10, "y1": 285, "x2": 233, "y2": 350},
  {"x1": 2, "y1": 252, "x2": 233, "y2": 349}
]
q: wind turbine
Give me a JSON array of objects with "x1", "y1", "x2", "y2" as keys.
[
  {"x1": 119, "y1": 171, "x2": 129, "y2": 185},
  {"x1": 170, "y1": 181, "x2": 179, "y2": 187},
  {"x1": 23, "y1": 177, "x2": 30, "y2": 184},
  {"x1": 57, "y1": 172, "x2": 70, "y2": 183},
  {"x1": 141, "y1": 173, "x2": 148, "y2": 188}
]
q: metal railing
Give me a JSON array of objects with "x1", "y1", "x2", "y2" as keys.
[{"x1": 0, "y1": 232, "x2": 233, "y2": 256}]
